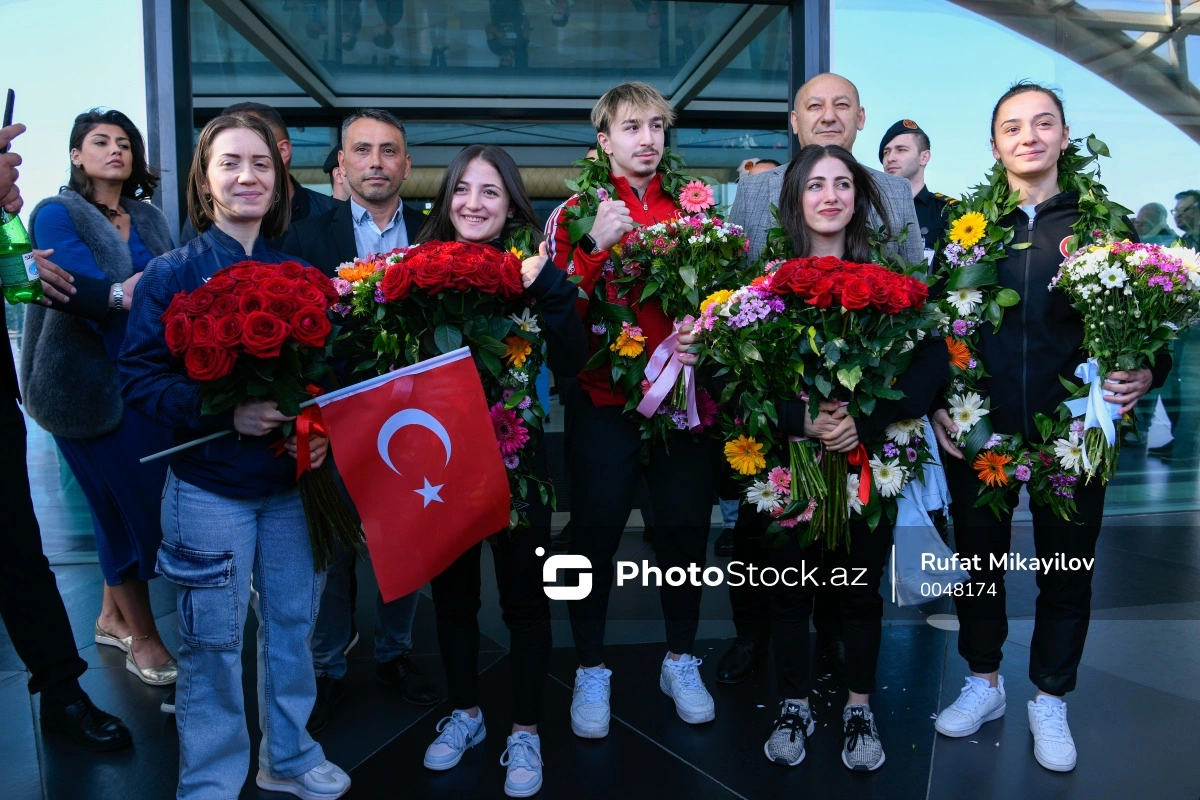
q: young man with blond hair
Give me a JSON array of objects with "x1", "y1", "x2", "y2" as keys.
[{"x1": 546, "y1": 82, "x2": 717, "y2": 738}]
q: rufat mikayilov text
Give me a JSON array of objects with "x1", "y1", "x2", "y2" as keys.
[
  {"x1": 923, "y1": 552, "x2": 1096, "y2": 575},
  {"x1": 615, "y1": 560, "x2": 870, "y2": 589}
]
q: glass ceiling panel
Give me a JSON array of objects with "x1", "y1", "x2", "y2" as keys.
[
  {"x1": 191, "y1": 1, "x2": 306, "y2": 97},
  {"x1": 243, "y1": 0, "x2": 748, "y2": 98},
  {"x1": 697, "y1": 11, "x2": 788, "y2": 101},
  {"x1": 1074, "y1": 0, "x2": 1167, "y2": 12}
]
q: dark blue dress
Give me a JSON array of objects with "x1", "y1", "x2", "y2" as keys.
[{"x1": 34, "y1": 204, "x2": 173, "y2": 584}]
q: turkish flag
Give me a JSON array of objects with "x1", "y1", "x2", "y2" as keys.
[{"x1": 316, "y1": 348, "x2": 512, "y2": 601}]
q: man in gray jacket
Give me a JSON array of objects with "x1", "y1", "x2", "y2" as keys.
[
  {"x1": 730, "y1": 72, "x2": 924, "y2": 265},
  {"x1": 717, "y1": 73, "x2": 923, "y2": 687}
]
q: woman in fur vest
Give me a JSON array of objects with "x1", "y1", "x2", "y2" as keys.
[{"x1": 21, "y1": 108, "x2": 177, "y2": 687}]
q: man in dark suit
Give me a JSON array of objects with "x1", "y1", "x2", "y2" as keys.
[
  {"x1": 0, "y1": 122, "x2": 132, "y2": 751},
  {"x1": 278, "y1": 109, "x2": 435, "y2": 734}
]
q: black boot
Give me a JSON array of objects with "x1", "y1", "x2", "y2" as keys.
[{"x1": 716, "y1": 636, "x2": 767, "y2": 684}]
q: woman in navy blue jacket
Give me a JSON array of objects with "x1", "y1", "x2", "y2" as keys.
[{"x1": 119, "y1": 113, "x2": 350, "y2": 800}]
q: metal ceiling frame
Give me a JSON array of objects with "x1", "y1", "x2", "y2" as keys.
[
  {"x1": 191, "y1": 0, "x2": 789, "y2": 120},
  {"x1": 949, "y1": 0, "x2": 1200, "y2": 142}
]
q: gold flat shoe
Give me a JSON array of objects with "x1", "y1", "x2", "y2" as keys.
[
  {"x1": 94, "y1": 621, "x2": 132, "y2": 653},
  {"x1": 126, "y1": 651, "x2": 178, "y2": 686}
]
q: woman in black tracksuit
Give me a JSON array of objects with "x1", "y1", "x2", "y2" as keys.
[
  {"x1": 930, "y1": 82, "x2": 1169, "y2": 774},
  {"x1": 413, "y1": 144, "x2": 587, "y2": 799},
  {"x1": 683, "y1": 143, "x2": 949, "y2": 773}
]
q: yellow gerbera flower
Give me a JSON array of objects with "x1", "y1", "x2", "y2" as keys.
[
  {"x1": 701, "y1": 289, "x2": 734, "y2": 314},
  {"x1": 725, "y1": 435, "x2": 767, "y2": 475},
  {"x1": 504, "y1": 335, "x2": 533, "y2": 368},
  {"x1": 509, "y1": 246, "x2": 526, "y2": 260},
  {"x1": 609, "y1": 325, "x2": 646, "y2": 358},
  {"x1": 949, "y1": 212, "x2": 987, "y2": 248}
]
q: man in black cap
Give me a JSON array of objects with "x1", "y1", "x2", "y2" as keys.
[
  {"x1": 323, "y1": 143, "x2": 350, "y2": 201},
  {"x1": 879, "y1": 119, "x2": 952, "y2": 263}
]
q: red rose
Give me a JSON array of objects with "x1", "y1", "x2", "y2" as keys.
[
  {"x1": 300, "y1": 268, "x2": 340, "y2": 304},
  {"x1": 260, "y1": 277, "x2": 296, "y2": 300},
  {"x1": 413, "y1": 258, "x2": 454, "y2": 291},
  {"x1": 277, "y1": 261, "x2": 306, "y2": 279},
  {"x1": 184, "y1": 344, "x2": 236, "y2": 382},
  {"x1": 497, "y1": 262, "x2": 525, "y2": 299},
  {"x1": 291, "y1": 307, "x2": 332, "y2": 347},
  {"x1": 239, "y1": 291, "x2": 268, "y2": 314},
  {"x1": 293, "y1": 282, "x2": 327, "y2": 309},
  {"x1": 191, "y1": 314, "x2": 218, "y2": 344},
  {"x1": 164, "y1": 314, "x2": 191, "y2": 357},
  {"x1": 185, "y1": 286, "x2": 216, "y2": 316},
  {"x1": 267, "y1": 296, "x2": 298, "y2": 319},
  {"x1": 840, "y1": 277, "x2": 871, "y2": 310},
  {"x1": 884, "y1": 285, "x2": 912, "y2": 314},
  {"x1": 205, "y1": 273, "x2": 237, "y2": 294},
  {"x1": 807, "y1": 278, "x2": 835, "y2": 308},
  {"x1": 868, "y1": 276, "x2": 891, "y2": 308},
  {"x1": 380, "y1": 262, "x2": 414, "y2": 302},
  {"x1": 813, "y1": 255, "x2": 844, "y2": 272},
  {"x1": 241, "y1": 311, "x2": 291, "y2": 358},
  {"x1": 163, "y1": 290, "x2": 188, "y2": 322},
  {"x1": 227, "y1": 264, "x2": 259, "y2": 281},
  {"x1": 214, "y1": 314, "x2": 245, "y2": 349},
  {"x1": 906, "y1": 277, "x2": 929, "y2": 308},
  {"x1": 210, "y1": 294, "x2": 240, "y2": 316}
]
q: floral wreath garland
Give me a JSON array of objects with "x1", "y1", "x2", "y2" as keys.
[
  {"x1": 563, "y1": 149, "x2": 729, "y2": 441},
  {"x1": 936, "y1": 136, "x2": 1132, "y2": 519}
]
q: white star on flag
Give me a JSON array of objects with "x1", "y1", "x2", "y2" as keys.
[{"x1": 414, "y1": 477, "x2": 444, "y2": 507}]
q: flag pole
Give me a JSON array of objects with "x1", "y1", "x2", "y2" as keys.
[
  {"x1": 138, "y1": 396, "x2": 321, "y2": 464},
  {"x1": 137, "y1": 347, "x2": 473, "y2": 464}
]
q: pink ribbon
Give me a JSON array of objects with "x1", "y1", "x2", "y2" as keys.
[{"x1": 636, "y1": 317, "x2": 700, "y2": 430}]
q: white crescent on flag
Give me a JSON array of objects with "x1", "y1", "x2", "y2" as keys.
[{"x1": 376, "y1": 409, "x2": 453, "y2": 476}]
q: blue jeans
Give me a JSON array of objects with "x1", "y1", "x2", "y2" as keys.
[
  {"x1": 158, "y1": 471, "x2": 325, "y2": 800},
  {"x1": 311, "y1": 545, "x2": 419, "y2": 679}
]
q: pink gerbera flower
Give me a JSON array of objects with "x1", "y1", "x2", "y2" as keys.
[
  {"x1": 490, "y1": 402, "x2": 530, "y2": 456},
  {"x1": 768, "y1": 466, "x2": 792, "y2": 491},
  {"x1": 695, "y1": 389, "x2": 719, "y2": 428},
  {"x1": 679, "y1": 180, "x2": 715, "y2": 214}
]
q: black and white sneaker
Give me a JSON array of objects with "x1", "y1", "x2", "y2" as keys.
[
  {"x1": 841, "y1": 705, "x2": 885, "y2": 771},
  {"x1": 763, "y1": 700, "x2": 815, "y2": 766}
]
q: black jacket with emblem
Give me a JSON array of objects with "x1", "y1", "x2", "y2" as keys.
[{"x1": 973, "y1": 190, "x2": 1168, "y2": 438}]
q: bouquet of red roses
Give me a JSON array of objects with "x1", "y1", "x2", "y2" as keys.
[
  {"x1": 704, "y1": 256, "x2": 936, "y2": 546},
  {"x1": 161, "y1": 259, "x2": 361, "y2": 569},
  {"x1": 335, "y1": 235, "x2": 553, "y2": 528}
]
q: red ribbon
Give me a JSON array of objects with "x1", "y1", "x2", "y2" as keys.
[
  {"x1": 270, "y1": 386, "x2": 328, "y2": 476},
  {"x1": 846, "y1": 444, "x2": 872, "y2": 505}
]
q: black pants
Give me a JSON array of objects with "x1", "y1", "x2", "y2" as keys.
[
  {"x1": 431, "y1": 518, "x2": 551, "y2": 727},
  {"x1": 728, "y1": 505, "x2": 842, "y2": 645},
  {"x1": 768, "y1": 519, "x2": 893, "y2": 699},
  {"x1": 0, "y1": 398, "x2": 88, "y2": 703},
  {"x1": 564, "y1": 385, "x2": 714, "y2": 666},
  {"x1": 945, "y1": 455, "x2": 1105, "y2": 696}
]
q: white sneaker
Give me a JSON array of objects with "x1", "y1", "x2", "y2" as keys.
[
  {"x1": 500, "y1": 731, "x2": 544, "y2": 797},
  {"x1": 935, "y1": 675, "x2": 1006, "y2": 737},
  {"x1": 423, "y1": 709, "x2": 486, "y2": 770},
  {"x1": 659, "y1": 653, "x2": 715, "y2": 724},
  {"x1": 255, "y1": 760, "x2": 350, "y2": 800},
  {"x1": 570, "y1": 666, "x2": 611, "y2": 738},
  {"x1": 1028, "y1": 697, "x2": 1076, "y2": 772}
]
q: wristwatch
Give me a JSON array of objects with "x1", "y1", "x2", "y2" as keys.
[
  {"x1": 580, "y1": 233, "x2": 601, "y2": 255},
  {"x1": 110, "y1": 282, "x2": 124, "y2": 310}
]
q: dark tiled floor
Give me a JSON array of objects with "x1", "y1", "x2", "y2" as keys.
[{"x1": 4, "y1": 410, "x2": 1200, "y2": 798}]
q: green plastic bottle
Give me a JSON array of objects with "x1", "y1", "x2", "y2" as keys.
[{"x1": 0, "y1": 208, "x2": 42, "y2": 304}]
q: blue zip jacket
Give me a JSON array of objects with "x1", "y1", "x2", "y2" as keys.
[{"x1": 119, "y1": 226, "x2": 311, "y2": 498}]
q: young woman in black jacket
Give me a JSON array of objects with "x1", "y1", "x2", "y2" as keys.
[
  {"x1": 930, "y1": 82, "x2": 1168, "y2": 774},
  {"x1": 413, "y1": 144, "x2": 587, "y2": 798},
  {"x1": 681, "y1": 144, "x2": 948, "y2": 773}
]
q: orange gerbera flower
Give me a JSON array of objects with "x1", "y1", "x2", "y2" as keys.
[
  {"x1": 337, "y1": 259, "x2": 379, "y2": 282},
  {"x1": 504, "y1": 335, "x2": 533, "y2": 368},
  {"x1": 973, "y1": 451, "x2": 1011, "y2": 487},
  {"x1": 946, "y1": 337, "x2": 971, "y2": 371}
]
